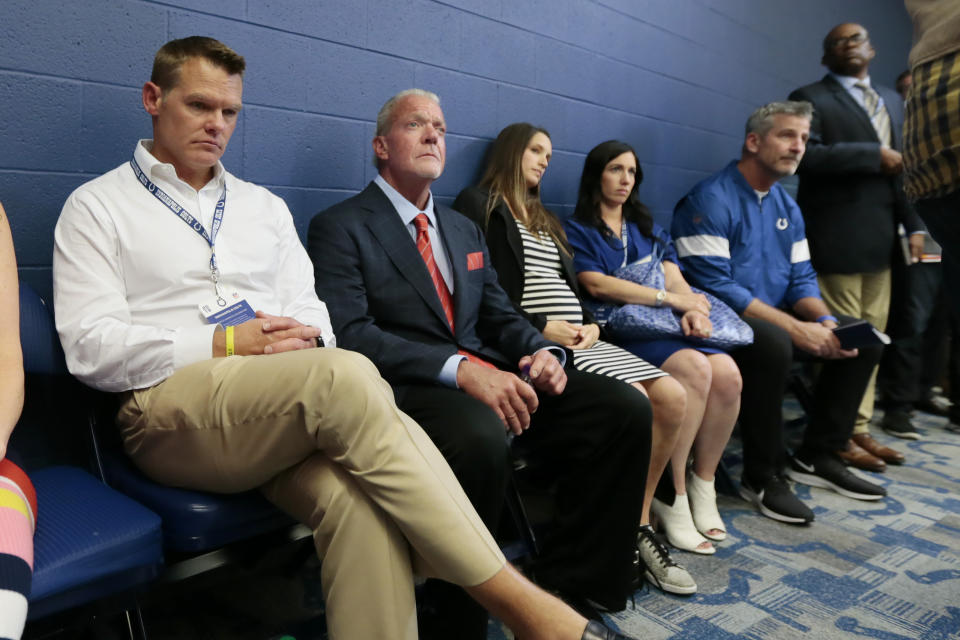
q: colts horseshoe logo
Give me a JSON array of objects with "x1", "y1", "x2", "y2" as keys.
[{"x1": 776, "y1": 218, "x2": 789, "y2": 230}]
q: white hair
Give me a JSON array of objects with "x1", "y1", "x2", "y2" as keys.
[{"x1": 375, "y1": 89, "x2": 441, "y2": 136}]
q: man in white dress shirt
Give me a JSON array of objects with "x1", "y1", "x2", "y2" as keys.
[{"x1": 52, "y1": 36, "x2": 629, "y2": 640}]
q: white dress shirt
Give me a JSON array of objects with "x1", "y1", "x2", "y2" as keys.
[
  {"x1": 53, "y1": 140, "x2": 335, "y2": 392},
  {"x1": 373, "y1": 175, "x2": 455, "y2": 291}
]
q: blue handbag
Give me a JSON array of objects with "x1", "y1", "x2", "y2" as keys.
[{"x1": 597, "y1": 244, "x2": 753, "y2": 350}]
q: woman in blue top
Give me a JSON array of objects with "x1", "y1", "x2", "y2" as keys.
[{"x1": 565, "y1": 141, "x2": 741, "y2": 561}]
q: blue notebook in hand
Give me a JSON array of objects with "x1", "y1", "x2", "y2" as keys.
[{"x1": 833, "y1": 320, "x2": 891, "y2": 350}]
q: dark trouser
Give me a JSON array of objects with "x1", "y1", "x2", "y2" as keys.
[
  {"x1": 916, "y1": 188, "x2": 960, "y2": 421},
  {"x1": 920, "y1": 289, "x2": 951, "y2": 395},
  {"x1": 397, "y1": 386, "x2": 509, "y2": 640},
  {"x1": 398, "y1": 369, "x2": 651, "y2": 639},
  {"x1": 917, "y1": 189, "x2": 960, "y2": 318},
  {"x1": 921, "y1": 289, "x2": 960, "y2": 422},
  {"x1": 879, "y1": 262, "x2": 943, "y2": 410},
  {"x1": 731, "y1": 315, "x2": 883, "y2": 487}
]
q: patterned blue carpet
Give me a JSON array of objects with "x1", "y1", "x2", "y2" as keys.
[
  {"x1": 109, "y1": 404, "x2": 960, "y2": 639},
  {"x1": 518, "y1": 406, "x2": 960, "y2": 640}
]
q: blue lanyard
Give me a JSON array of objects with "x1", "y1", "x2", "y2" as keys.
[
  {"x1": 620, "y1": 220, "x2": 629, "y2": 268},
  {"x1": 130, "y1": 156, "x2": 227, "y2": 302},
  {"x1": 620, "y1": 219, "x2": 661, "y2": 269}
]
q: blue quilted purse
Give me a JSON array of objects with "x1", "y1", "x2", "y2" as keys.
[{"x1": 598, "y1": 245, "x2": 753, "y2": 349}]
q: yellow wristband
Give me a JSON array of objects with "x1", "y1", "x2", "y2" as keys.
[{"x1": 225, "y1": 325, "x2": 235, "y2": 357}]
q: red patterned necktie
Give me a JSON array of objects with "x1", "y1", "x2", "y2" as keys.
[
  {"x1": 414, "y1": 213, "x2": 456, "y2": 329},
  {"x1": 413, "y1": 213, "x2": 494, "y2": 369}
]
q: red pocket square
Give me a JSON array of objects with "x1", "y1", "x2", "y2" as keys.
[{"x1": 467, "y1": 252, "x2": 484, "y2": 270}]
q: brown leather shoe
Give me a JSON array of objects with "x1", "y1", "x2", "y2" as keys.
[
  {"x1": 852, "y1": 433, "x2": 905, "y2": 465},
  {"x1": 837, "y1": 438, "x2": 886, "y2": 472}
]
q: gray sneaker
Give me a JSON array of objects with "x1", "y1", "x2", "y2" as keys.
[{"x1": 636, "y1": 525, "x2": 697, "y2": 595}]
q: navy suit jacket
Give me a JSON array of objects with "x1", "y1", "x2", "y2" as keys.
[
  {"x1": 789, "y1": 74, "x2": 921, "y2": 274},
  {"x1": 308, "y1": 182, "x2": 553, "y2": 389}
]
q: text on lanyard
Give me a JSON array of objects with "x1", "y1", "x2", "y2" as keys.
[{"x1": 130, "y1": 156, "x2": 227, "y2": 301}]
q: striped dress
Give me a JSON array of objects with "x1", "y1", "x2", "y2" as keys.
[
  {"x1": 0, "y1": 458, "x2": 35, "y2": 640},
  {"x1": 516, "y1": 219, "x2": 665, "y2": 383}
]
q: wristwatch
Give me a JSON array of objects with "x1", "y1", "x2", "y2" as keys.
[{"x1": 654, "y1": 289, "x2": 667, "y2": 307}]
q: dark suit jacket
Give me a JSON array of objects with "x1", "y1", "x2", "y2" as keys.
[
  {"x1": 451, "y1": 185, "x2": 597, "y2": 332},
  {"x1": 308, "y1": 182, "x2": 554, "y2": 389},
  {"x1": 789, "y1": 74, "x2": 921, "y2": 274}
]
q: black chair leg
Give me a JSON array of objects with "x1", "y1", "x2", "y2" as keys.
[
  {"x1": 504, "y1": 468, "x2": 538, "y2": 559},
  {"x1": 123, "y1": 604, "x2": 148, "y2": 640},
  {"x1": 715, "y1": 457, "x2": 738, "y2": 497}
]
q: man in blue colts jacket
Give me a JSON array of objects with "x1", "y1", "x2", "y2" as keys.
[{"x1": 672, "y1": 101, "x2": 887, "y2": 527}]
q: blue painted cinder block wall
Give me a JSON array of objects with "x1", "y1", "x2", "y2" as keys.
[{"x1": 0, "y1": 0, "x2": 912, "y2": 303}]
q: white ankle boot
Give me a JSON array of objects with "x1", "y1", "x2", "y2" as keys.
[
  {"x1": 687, "y1": 471, "x2": 727, "y2": 542},
  {"x1": 650, "y1": 494, "x2": 715, "y2": 555}
]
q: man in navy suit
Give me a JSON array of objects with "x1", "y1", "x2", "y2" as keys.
[
  {"x1": 309, "y1": 89, "x2": 652, "y2": 639},
  {"x1": 789, "y1": 23, "x2": 925, "y2": 456}
]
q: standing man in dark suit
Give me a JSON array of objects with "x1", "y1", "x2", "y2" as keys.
[
  {"x1": 789, "y1": 23, "x2": 924, "y2": 456},
  {"x1": 309, "y1": 89, "x2": 652, "y2": 640}
]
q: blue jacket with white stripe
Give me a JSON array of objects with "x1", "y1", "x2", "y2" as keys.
[{"x1": 670, "y1": 160, "x2": 821, "y2": 314}]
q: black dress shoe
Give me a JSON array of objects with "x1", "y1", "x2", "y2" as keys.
[
  {"x1": 556, "y1": 592, "x2": 605, "y2": 622},
  {"x1": 581, "y1": 620, "x2": 638, "y2": 640}
]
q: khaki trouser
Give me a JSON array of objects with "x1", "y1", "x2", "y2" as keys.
[
  {"x1": 818, "y1": 269, "x2": 892, "y2": 436},
  {"x1": 116, "y1": 348, "x2": 505, "y2": 640}
]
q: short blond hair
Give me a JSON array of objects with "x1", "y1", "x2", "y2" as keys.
[{"x1": 151, "y1": 36, "x2": 245, "y2": 91}]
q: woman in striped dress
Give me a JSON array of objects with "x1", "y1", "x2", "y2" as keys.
[
  {"x1": 0, "y1": 201, "x2": 31, "y2": 640},
  {"x1": 454, "y1": 124, "x2": 703, "y2": 596}
]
